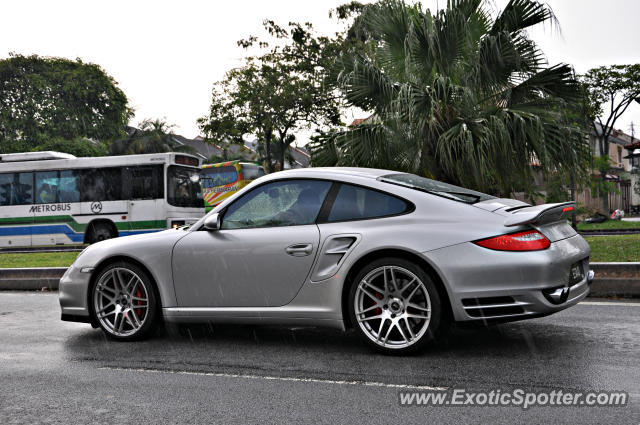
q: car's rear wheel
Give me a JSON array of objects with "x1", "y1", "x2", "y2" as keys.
[
  {"x1": 90, "y1": 262, "x2": 158, "y2": 341},
  {"x1": 349, "y1": 257, "x2": 442, "y2": 354}
]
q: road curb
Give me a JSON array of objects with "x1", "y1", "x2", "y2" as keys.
[
  {"x1": 0, "y1": 264, "x2": 638, "y2": 297},
  {"x1": 588, "y1": 263, "x2": 640, "y2": 298},
  {"x1": 0, "y1": 267, "x2": 66, "y2": 290}
]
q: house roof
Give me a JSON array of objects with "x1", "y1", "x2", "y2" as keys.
[
  {"x1": 289, "y1": 146, "x2": 311, "y2": 168},
  {"x1": 171, "y1": 135, "x2": 222, "y2": 160},
  {"x1": 348, "y1": 114, "x2": 375, "y2": 127},
  {"x1": 349, "y1": 118, "x2": 368, "y2": 126},
  {"x1": 625, "y1": 140, "x2": 640, "y2": 150},
  {"x1": 592, "y1": 122, "x2": 630, "y2": 146}
]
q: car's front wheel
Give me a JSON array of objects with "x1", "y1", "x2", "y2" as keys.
[
  {"x1": 348, "y1": 257, "x2": 443, "y2": 354},
  {"x1": 90, "y1": 262, "x2": 158, "y2": 340}
]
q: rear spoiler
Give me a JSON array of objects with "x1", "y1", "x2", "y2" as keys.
[{"x1": 503, "y1": 202, "x2": 576, "y2": 227}]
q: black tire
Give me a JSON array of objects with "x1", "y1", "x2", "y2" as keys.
[
  {"x1": 87, "y1": 222, "x2": 115, "y2": 244},
  {"x1": 348, "y1": 257, "x2": 443, "y2": 355},
  {"x1": 89, "y1": 262, "x2": 159, "y2": 341}
]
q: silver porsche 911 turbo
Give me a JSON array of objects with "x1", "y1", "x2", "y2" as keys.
[{"x1": 59, "y1": 167, "x2": 593, "y2": 354}]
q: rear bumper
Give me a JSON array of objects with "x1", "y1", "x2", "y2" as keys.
[{"x1": 424, "y1": 234, "x2": 592, "y2": 322}]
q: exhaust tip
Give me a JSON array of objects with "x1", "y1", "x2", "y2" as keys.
[{"x1": 543, "y1": 286, "x2": 570, "y2": 304}]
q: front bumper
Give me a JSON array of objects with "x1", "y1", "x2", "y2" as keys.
[
  {"x1": 58, "y1": 265, "x2": 92, "y2": 320},
  {"x1": 424, "y1": 234, "x2": 593, "y2": 322}
]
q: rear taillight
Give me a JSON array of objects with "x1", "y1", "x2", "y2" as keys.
[{"x1": 474, "y1": 230, "x2": 550, "y2": 251}]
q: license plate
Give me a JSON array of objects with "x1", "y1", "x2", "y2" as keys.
[{"x1": 569, "y1": 261, "x2": 584, "y2": 285}]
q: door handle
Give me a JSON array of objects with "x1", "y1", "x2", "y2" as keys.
[{"x1": 285, "y1": 243, "x2": 313, "y2": 257}]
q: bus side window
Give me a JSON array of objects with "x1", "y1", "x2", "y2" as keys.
[
  {"x1": 58, "y1": 170, "x2": 80, "y2": 203},
  {"x1": 127, "y1": 165, "x2": 163, "y2": 200},
  {"x1": 0, "y1": 172, "x2": 33, "y2": 206},
  {"x1": 35, "y1": 171, "x2": 59, "y2": 204},
  {"x1": 80, "y1": 168, "x2": 122, "y2": 202}
]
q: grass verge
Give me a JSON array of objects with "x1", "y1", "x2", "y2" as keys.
[
  {"x1": 583, "y1": 234, "x2": 640, "y2": 262},
  {"x1": 578, "y1": 220, "x2": 640, "y2": 231},
  {"x1": 0, "y1": 252, "x2": 79, "y2": 268}
]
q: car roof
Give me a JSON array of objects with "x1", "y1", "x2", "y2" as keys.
[{"x1": 266, "y1": 167, "x2": 394, "y2": 180}]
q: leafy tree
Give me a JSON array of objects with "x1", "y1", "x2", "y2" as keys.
[
  {"x1": 198, "y1": 21, "x2": 342, "y2": 173},
  {"x1": 0, "y1": 53, "x2": 132, "y2": 146},
  {"x1": 311, "y1": 0, "x2": 590, "y2": 196},
  {"x1": 582, "y1": 64, "x2": 639, "y2": 211},
  {"x1": 0, "y1": 139, "x2": 30, "y2": 154},
  {"x1": 109, "y1": 118, "x2": 196, "y2": 155},
  {"x1": 583, "y1": 64, "x2": 640, "y2": 156},
  {"x1": 256, "y1": 137, "x2": 296, "y2": 171},
  {"x1": 0, "y1": 136, "x2": 107, "y2": 157},
  {"x1": 33, "y1": 137, "x2": 108, "y2": 157},
  {"x1": 204, "y1": 153, "x2": 250, "y2": 165}
]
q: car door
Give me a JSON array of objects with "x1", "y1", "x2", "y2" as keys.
[{"x1": 172, "y1": 179, "x2": 332, "y2": 307}]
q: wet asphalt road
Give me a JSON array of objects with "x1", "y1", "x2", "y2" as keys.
[{"x1": 0, "y1": 292, "x2": 638, "y2": 424}]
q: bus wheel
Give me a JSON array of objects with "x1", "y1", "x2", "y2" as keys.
[{"x1": 87, "y1": 222, "x2": 116, "y2": 244}]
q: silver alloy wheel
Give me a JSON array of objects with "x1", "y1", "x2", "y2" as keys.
[
  {"x1": 93, "y1": 267, "x2": 150, "y2": 337},
  {"x1": 354, "y1": 266, "x2": 431, "y2": 349}
]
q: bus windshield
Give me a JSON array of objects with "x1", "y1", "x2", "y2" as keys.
[
  {"x1": 167, "y1": 166, "x2": 203, "y2": 208},
  {"x1": 201, "y1": 166, "x2": 238, "y2": 189},
  {"x1": 240, "y1": 163, "x2": 265, "y2": 180}
]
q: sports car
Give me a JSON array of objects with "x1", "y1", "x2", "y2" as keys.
[{"x1": 59, "y1": 167, "x2": 593, "y2": 353}]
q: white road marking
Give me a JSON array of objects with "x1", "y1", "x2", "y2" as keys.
[
  {"x1": 100, "y1": 366, "x2": 447, "y2": 391},
  {"x1": 579, "y1": 301, "x2": 640, "y2": 307}
]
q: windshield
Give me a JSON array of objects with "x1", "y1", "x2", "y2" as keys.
[
  {"x1": 167, "y1": 165, "x2": 203, "y2": 208},
  {"x1": 201, "y1": 166, "x2": 238, "y2": 188},
  {"x1": 240, "y1": 163, "x2": 265, "y2": 180},
  {"x1": 379, "y1": 173, "x2": 495, "y2": 204}
]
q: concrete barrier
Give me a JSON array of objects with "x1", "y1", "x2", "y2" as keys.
[
  {"x1": 0, "y1": 264, "x2": 638, "y2": 297},
  {"x1": 589, "y1": 262, "x2": 640, "y2": 298},
  {"x1": 0, "y1": 267, "x2": 66, "y2": 290}
]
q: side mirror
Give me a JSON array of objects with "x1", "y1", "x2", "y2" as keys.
[{"x1": 203, "y1": 213, "x2": 221, "y2": 231}]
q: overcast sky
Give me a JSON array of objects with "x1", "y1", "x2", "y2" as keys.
[{"x1": 1, "y1": 0, "x2": 639, "y2": 142}]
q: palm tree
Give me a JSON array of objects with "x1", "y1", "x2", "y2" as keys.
[
  {"x1": 109, "y1": 118, "x2": 197, "y2": 155},
  {"x1": 311, "y1": 0, "x2": 589, "y2": 195}
]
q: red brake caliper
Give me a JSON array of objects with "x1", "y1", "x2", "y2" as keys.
[
  {"x1": 136, "y1": 287, "x2": 144, "y2": 319},
  {"x1": 375, "y1": 292, "x2": 383, "y2": 315}
]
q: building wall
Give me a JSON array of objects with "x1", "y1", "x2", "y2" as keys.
[
  {"x1": 631, "y1": 175, "x2": 640, "y2": 207},
  {"x1": 589, "y1": 133, "x2": 631, "y2": 171}
]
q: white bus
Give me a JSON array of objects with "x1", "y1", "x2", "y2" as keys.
[{"x1": 0, "y1": 151, "x2": 204, "y2": 247}]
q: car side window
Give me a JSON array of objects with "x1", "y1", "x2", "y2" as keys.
[
  {"x1": 221, "y1": 179, "x2": 332, "y2": 229},
  {"x1": 327, "y1": 184, "x2": 409, "y2": 222}
]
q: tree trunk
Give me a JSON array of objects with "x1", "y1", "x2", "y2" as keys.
[
  {"x1": 279, "y1": 141, "x2": 286, "y2": 171},
  {"x1": 602, "y1": 174, "x2": 610, "y2": 214},
  {"x1": 264, "y1": 127, "x2": 273, "y2": 173}
]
